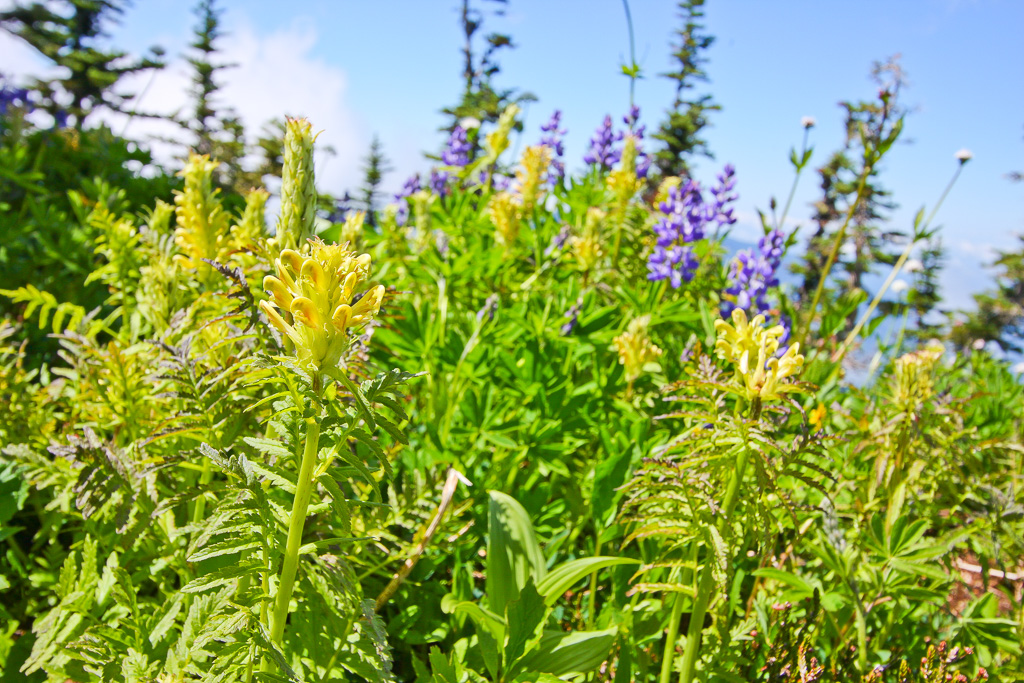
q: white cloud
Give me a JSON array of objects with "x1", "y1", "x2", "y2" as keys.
[{"x1": 5, "y1": 10, "x2": 362, "y2": 197}]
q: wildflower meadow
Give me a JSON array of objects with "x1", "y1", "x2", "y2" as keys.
[{"x1": 1, "y1": 1, "x2": 1022, "y2": 682}]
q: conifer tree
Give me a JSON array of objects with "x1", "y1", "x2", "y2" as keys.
[
  {"x1": 953, "y1": 236, "x2": 1024, "y2": 352},
  {"x1": 652, "y1": 0, "x2": 720, "y2": 180},
  {"x1": 0, "y1": 0, "x2": 164, "y2": 128},
  {"x1": 440, "y1": 0, "x2": 535, "y2": 159},
  {"x1": 359, "y1": 135, "x2": 391, "y2": 228},
  {"x1": 793, "y1": 58, "x2": 907, "y2": 307}
]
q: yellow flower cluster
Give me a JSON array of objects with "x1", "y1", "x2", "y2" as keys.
[
  {"x1": 340, "y1": 210, "x2": 366, "y2": 247},
  {"x1": 488, "y1": 191, "x2": 521, "y2": 246},
  {"x1": 515, "y1": 145, "x2": 552, "y2": 214},
  {"x1": 614, "y1": 315, "x2": 662, "y2": 382},
  {"x1": 606, "y1": 135, "x2": 643, "y2": 215},
  {"x1": 173, "y1": 153, "x2": 232, "y2": 270},
  {"x1": 714, "y1": 309, "x2": 804, "y2": 402},
  {"x1": 569, "y1": 208, "x2": 605, "y2": 274},
  {"x1": 891, "y1": 340, "x2": 944, "y2": 408},
  {"x1": 260, "y1": 240, "x2": 385, "y2": 372}
]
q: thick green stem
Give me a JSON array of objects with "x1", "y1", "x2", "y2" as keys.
[
  {"x1": 678, "y1": 431, "x2": 753, "y2": 683},
  {"x1": 269, "y1": 414, "x2": 321, "y2": 646},
  {"x1": 659, "y1": 590, "x2": 686, "y2": 683}
]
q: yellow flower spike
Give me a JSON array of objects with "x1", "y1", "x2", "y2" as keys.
[
  {"x1": 340, "y1": 210, "x2": 366, "y2": 246},
  {"x1": 515, "y1": 145, "x2": 552, "y2": 214},
  {"x1": 613, "y1": 315, "x2": 663, "y2": 383},
  {"x1": 489, "y1": 191, "x2": 521, "y2": 246},
  {"x1": 262, "y1": 239, "x2": 385, "y2": 372},
  {"x1": 269, "y1": 118, "x2": 317, "y2": 256},
  {"x1": 173, "y1": 153, "x2": 232, "y2": 272},
  {"x1": 714, "y1": 308, "x2": 804, "y2": 403},
  {"x1": 891, "y1": 339, "x2": 944, "y2": 408}
]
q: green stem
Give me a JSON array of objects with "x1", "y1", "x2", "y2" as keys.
[
  {"x1": 269, "y1": 413, "x2": 322, "y2": 647},
  {"x1": 776, "y1": 127, "x2": 811, "y2": 233},
  {"x1": 659, "y1": 589, "x2": 686, "y2": 683},
  {"x1": 832, "y1": 162, "x2": 964, "y2": 364},
  {"x1": 621, "y1": 0, "x2": 637, "y2": 108},
  {"x1": 796, "y1": 165, "x2": 873, "y2": 347},
  {"x1": 678, "y1": 418, "x2": 755, "y2": 683},
  {"x1": 588, "y1": 536, "x2": 602, "y2": 630}
]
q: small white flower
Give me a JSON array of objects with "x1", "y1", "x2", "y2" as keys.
[
  {"x1": 891, "y1": 279, "x2": 909, "y2": 293},
  {"x1": 1011, "y1": 361, "x2": 1024, "y2": 375},
  {"x1": 903, "y1": 258, "x2": 923, "y2": 273},
  {"x1": 955, "y1": 148, "x2": 973, "y2": 163},
  {"x1": 801, "y1": 116, "x2": 816, "y2": 129},
  {"x1": 972, "y1": 338, "x2": 987, "y2": 351},
  {"x1": 459, "y1": 116, "x2": 481, "y2": 130}
]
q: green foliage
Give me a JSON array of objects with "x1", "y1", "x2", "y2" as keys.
[{"x1": 1, "y1": 24, "x2": 1021, "y2": 683}]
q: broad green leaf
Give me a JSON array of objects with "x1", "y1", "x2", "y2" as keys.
[
  {"x1": 536, "y1": 557, "x2": 639, "y2": 606},
  {"x1": 504, "y1": 579, "x2": 548, "y2": 676},
  {"x1": 487, "y1": 491, "x2": 546, "y2": 617},
  {"x1": 521, "y1": 627, "x2": 618, "y2": 676}
]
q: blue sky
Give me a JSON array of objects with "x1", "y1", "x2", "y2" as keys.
[{"x1": 1, "y1": 0, "x2": 1021, "y2": 309}]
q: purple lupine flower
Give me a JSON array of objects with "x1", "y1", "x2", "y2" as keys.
[
  {"x1": 647, "y1": 166, "x2": 740, "y2": 288},
  {"x1": 583, "y1": 115, "x2": 623, "y2": 170},
  {"x1": 539, "y1": 110, "x2": 567, "y2": 181},
  {"x1": 721, "y1": 228, "x2": 785, "y2": 317},
  {"x1": 544, "y1": 225, "x2": 571, "y2": 257},
  {"x1": 622, "y1": 106, "x2": 651, "y2": 178},
  {"x1": 647, "y1": 245, "x2": 698, "y2": 288},
  {"x1": 441, "y1": 125, "x2": 472, "y2": 167},
  {"x1": 53, "y1": 109, "x2": 69, "y2": 129},
  {"x1": 709, "y1": 164, "x2": 738, "y2": 226},
  {"x1": 429, "y1": 169, "x2": 450, "y2": 196},
  {"x1": 394, "y1": 174, "x2": 421, "y2": 226},
  {"x1": 560, "y1": 298, "x2": 583, "y2": 336}
]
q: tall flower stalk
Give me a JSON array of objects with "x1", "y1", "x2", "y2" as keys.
[{"x1": 259, "y1": 241, "x2": 385, "y2": 664}]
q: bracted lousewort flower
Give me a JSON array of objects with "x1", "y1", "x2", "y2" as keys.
[
  {"x1": 515, "y1": 145, "x2": 552, "y2": 214},
  {"x1": 173, "y1": 153, "x2": 232, "y2": 272},
  {"x1": 714, "y1": 308, "x2": 804, "y2": 403},
  {"x1": 614, "y1": 315, "x2": 662, "y2": 384},
  {"x1": 260, "y1": 240, "x2": 385, "y2": 373}
]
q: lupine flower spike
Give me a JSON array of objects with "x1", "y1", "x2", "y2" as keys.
[{"x1": 261, "y1": 239, "x2": 385, "y2": 372}]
